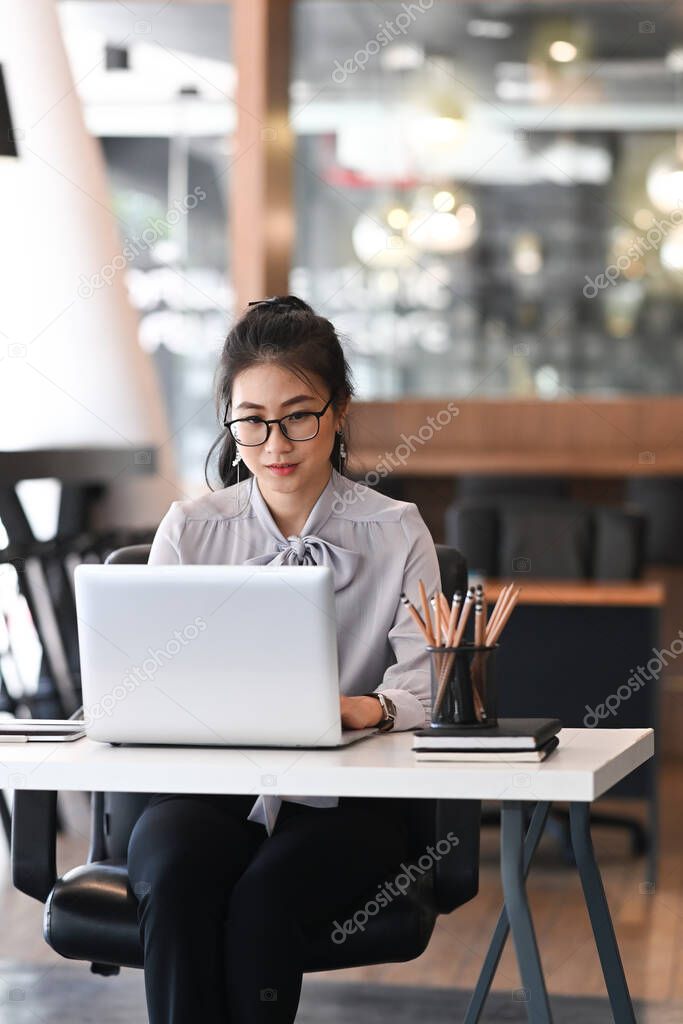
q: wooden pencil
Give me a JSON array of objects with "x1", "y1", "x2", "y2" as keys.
[
  {"x1": 486, "y1": 583, "x2": 513, "y2": 643},
  {"x1": 487, "y1": 587, "x2": 521, "y2": 646},
  {"x1": 471, "y1": 592, "x2": 487, "y2": 721},
  {"x1": 474, "y1": 592, "x2": 485, "y2": 648},
  {"x1": 452, "y1": 587, "x2": 474, "y2": 647},
  {"x1": 434, "y1": 594, "x2": 442, "y2": 650},
  {"x1": 445, "y1": 590, "x2": 462, "y2": 648},
  {"x1": 400, "y1": 592, "x2": 430, "y2": 643},
  {"x1": 418, "y1": 579, "x2": 435, "y2": 647}
]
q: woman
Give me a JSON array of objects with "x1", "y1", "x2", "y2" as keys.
[{"x1": 128, "y1": 295, "x2": 441, "y2": 1024}]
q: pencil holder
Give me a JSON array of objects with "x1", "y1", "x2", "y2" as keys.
[{"x1": 427, "y1": 644, "x2": 498, "y2": 728}]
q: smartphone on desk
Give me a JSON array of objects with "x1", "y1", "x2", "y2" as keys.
[{"x1": 0, "y1": 720, "x2": 86, "y2": 742}]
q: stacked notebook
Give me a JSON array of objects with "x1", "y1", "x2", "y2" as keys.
[{"x1": 412, "y1": 718, "x2": 562, "y2": 762}]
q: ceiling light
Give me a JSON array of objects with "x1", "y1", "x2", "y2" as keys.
[
  {"x1": 433, "y1": 190, "x2": 455, "y2": 212},
  {"x1": 548, "y1": 40, "x2": 578, "y2": 63},
  {"x1": 467, "y1": 19, "x2": 513, "y2": 40},
  {"x1": 387, "y1": 206, "x2": 410, "y2": 230},
  {"x1": 512, "y1": 232, "x2": 543, "y2": 276},
  {"x1": 666, "y1": 49, "x2": 683, "y2": 73},
  {"x1": 380, "y1": 44, "x2": 424, "y2": 72},
  {"x1": 661, "y1": 224, "x2": 683, "y2": 270},
  {"x1": 646, "y1": 147, "x2": 683, "y2": 213},
  {"x1": 406, "y1": 196, "x2": 479, "y2": 254},
  {"x1": 352, "y1": 209, "x2": 416, "y2": 268},
  {"x1": 422, "y1": 116, "x2": 465, "y2": 147}
]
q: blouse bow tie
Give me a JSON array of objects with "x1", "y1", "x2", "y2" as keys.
[{"x1": 243, "y1": 533, "x2": 360, "y2": 592}]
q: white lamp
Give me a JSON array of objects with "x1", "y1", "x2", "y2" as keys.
[{"x1": 0, "y1": 0, "x2": 181, "y2": 528}]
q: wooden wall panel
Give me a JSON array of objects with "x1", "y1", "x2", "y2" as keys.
[
  {"x1": 231, "y1": 0, "x2": 293, "y2": 312},
  {"x1": 347, "y1": 398, "x2": 683, "y2": 476}
]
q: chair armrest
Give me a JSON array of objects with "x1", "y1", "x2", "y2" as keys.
[
  {"x1": 434, "y1": 798, "x2": 481, "y2": 914},
  {"x1": 11, "y1": 790, "x2": 58, "y2": 903},
  {"x1": 402, "y1": 797, "x2": 481, "y2": 915}
]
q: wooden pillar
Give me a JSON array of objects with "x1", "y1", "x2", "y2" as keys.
[{"x1": 230, "y1": 0, "x2": 294, "y2": 312}]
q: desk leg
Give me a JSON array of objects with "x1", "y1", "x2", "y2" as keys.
[
  {"x1": 464, "y1": 802, "x2": 551, "y2": 1024},
  {"x1": 569, "y1": 803, "x2": 636, "y2": 1024},
  {"x1": 499, "y1": 802, "x2": 553, "y2": 1023}
]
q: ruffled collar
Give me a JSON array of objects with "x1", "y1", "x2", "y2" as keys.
[{"x1": 242, "y1": 469, "x2": 360, "y2": 591}]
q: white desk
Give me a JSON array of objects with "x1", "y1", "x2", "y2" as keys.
[
  {"x1": 0, "y1": 727, "x2": 653, "y2": 801},
  {"x1": 6, "y1": 727, "x2": 653, "y2": 1024}
]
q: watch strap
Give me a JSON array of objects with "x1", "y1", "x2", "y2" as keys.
[{"x1": 367, "y1": 692, "x2": 396, "y2": 731}]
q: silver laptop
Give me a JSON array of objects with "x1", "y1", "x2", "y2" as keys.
[{"x1": 74, "y1": 564, "x2": 379, "y2": 748}]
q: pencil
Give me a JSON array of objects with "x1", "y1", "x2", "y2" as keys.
[
  {"x1": 452, "y1": 587, "x2": 475, "y2": 647},
  {"x1": 487, "y1": 587, "x2": 521, "y2": 646},
  {"x1": 418, "y1": 579, "x2": 435, "y2": 647},
  {"x1": 400, "y1": 592, "x2": 431, "y2": 643},
  {"x1": 471, "y1": 592, "x2": 487, "y2": 721},
  {"x1": 430, "y1": 597, "x2": 445, "y2": 644},
  {"x1": 486, "y1": 583, "x2": 513, "y2": 643},
  {"x1": 445, "y1": 590, "x2": 462, "y2": 648},
  {"x1": 474, "y1": 593, "x2": 485, "y2": 648}
]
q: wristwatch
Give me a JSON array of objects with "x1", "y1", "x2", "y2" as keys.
[{"x1": 367, "y1": 692, "x2": 397, "y2": 732}]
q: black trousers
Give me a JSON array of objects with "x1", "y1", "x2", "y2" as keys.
[{"x1": 127, "y1": 791, "x2": 412, "y2": 1024}]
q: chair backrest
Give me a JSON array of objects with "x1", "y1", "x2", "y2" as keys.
[
  {"x1": 456, "y1": 475, "x2": 569, "y2": 501},
  {"x1": 626, "y1": 477, "x2": 683, "y2": 564},
  {"x1": 445, "y1": 497, "x2": 646, "y2": 580},
  {"x1": 104, "y1": 544, "x2": 152, "y2": 565},
  {"x1": 435, "y1": 543, "x2": 467, "y2": 599}
]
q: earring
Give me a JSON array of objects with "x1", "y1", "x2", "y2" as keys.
[
  {"x1": 232, "y1": 450, "x2": 242, "y2": 487},
  {"x1": 337, "y1": 428, "x2": 347, "y2": 472}
]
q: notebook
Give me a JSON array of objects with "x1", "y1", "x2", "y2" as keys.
[
  {"x1": 412, "y1": 717, "x2": 562, "y2": 751},
  {"x1": 0, "y1": 720, "x2": 86, "y2": 743},
  {"x1": 413, "y1": 735, "x2": 560, "y2": 763}
]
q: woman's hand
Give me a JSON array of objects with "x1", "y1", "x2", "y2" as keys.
[{"x1": 340, "y1": 695, "x2": 384, "y2": 730}]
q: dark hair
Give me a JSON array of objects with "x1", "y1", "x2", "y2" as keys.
[{"x1": 204, "y1": 295, "x2": 355, "y2": 490}]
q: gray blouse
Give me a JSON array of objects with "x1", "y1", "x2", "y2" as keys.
[{"x1": 148, "y1": 467, "x2": 440, "y2": 833}]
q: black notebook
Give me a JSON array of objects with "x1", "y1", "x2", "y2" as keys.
[
  {"x1": 413, "y1": 735, "x2": 560, "y2": 763},
  {"x1": 413, "y1": 718, "x2": 562, "y2": 751}
]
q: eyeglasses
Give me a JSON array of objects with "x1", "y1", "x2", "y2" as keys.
[{"x1": 225, "y1": 397, "x2": 334, "y2": 446}]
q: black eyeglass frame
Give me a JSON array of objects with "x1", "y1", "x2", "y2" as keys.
[{"x1": 224, "y1": 396, "x2": 335, "y2": 446}]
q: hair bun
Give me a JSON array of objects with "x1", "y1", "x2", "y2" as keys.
[{"x1": 247, "y1": 295, "x2": 313, "y2": 313}]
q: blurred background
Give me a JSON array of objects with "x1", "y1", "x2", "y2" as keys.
[{"x1": 2, "y1": 1, "x2": 683, "y2": 1017}]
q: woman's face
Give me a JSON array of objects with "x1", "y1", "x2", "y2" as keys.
[{"x1": 229, "y1": 363, "x2": 348, "y2": 495}]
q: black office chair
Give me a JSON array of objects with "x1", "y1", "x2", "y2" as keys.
[
  {"x1": 11, "y1": 543, "x2": 482, "y2": 980},
  {"x1": 445, "y1": 496, "x2": 646, "y2": 580}
]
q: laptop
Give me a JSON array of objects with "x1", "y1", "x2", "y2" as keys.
[{"x1": 74, "y1": 564, "x2": 380, "y2": 748}]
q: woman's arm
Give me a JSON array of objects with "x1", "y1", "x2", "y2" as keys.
[
  {"x1": 147, "y1": 501, "x2": 187, "y2": 565},
  {"x1": 372, "y1": 503, "x2": 441, "y2": 731}
]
